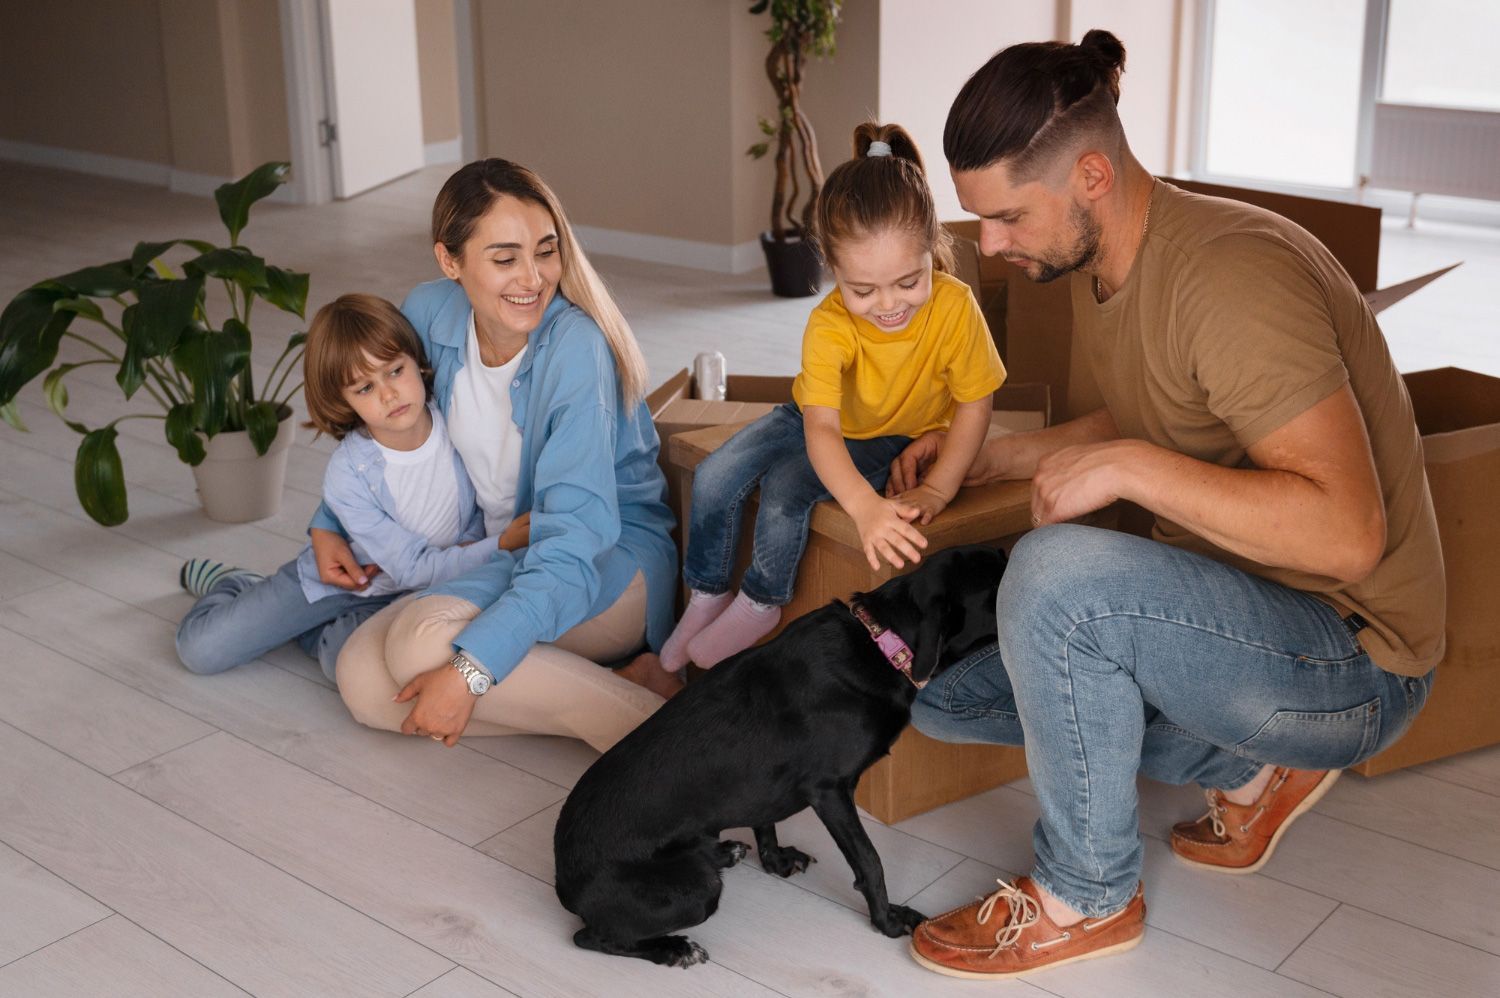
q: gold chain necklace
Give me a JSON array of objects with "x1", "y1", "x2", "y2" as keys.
[{"x1": 1093, "y1": 178, "x2": 1156, "y2": 304}]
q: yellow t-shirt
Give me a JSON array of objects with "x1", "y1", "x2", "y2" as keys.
[{"x1": 791, "y1": 270, "x2": 1006, "y2": 439}]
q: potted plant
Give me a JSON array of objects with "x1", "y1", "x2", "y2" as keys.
[
  {"x1": 746, "y1": 0, "x2": 842, "y2": 298},
  {"x1": 0, "y1": 162, "x2": 309, "y2": 525}
]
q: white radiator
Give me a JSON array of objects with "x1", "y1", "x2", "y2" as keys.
[{"x1": 1369, "y1": 102, "x2": 1500, "y2": 202}]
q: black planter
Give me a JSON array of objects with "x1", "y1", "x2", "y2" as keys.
[{"x1": 759, "y1": 232, "x2": 824, "y2": 298}]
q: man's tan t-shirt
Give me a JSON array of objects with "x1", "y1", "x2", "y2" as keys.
[{"x1": 1070, "y1": 181, "x2": 1444, "y2": 677}]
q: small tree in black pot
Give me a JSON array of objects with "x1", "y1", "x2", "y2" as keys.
[{"x1": 746, "y1": 0, "x2": 842, "y2": 297}]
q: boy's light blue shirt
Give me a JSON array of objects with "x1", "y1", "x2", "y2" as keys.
[
  {"x1": 296, "y1": 405, "x2": 493, "y2": 603},
  {"x1": 311, "y1": 280, "x2": 676, "y2": 683}
]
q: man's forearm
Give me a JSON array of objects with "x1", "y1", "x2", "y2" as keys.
[
  {"x1": 986, "y1": 406, "x2": 1119, "y2": 482},
  {"x1": 1115, "y1": 441, "x2": 1384, "y2": 583}
]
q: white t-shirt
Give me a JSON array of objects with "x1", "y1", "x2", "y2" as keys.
[
  {"x1": 363, "y1": 404, "x2": 465, "y2": 597},
  {"x1": 447, "y1": 314, "x2": 527, "y2": 538}
]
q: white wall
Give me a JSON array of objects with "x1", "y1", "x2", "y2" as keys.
[{"x1": 877, "y1": 0, "x2": 1058, "y2": 221}]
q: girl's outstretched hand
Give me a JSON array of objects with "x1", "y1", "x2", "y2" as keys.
[{"x1": 849, "y1": 495, "x2": 928, "y2": 571}]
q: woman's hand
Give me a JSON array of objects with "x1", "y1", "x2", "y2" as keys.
[
  {"x1": 497, "y1": 512, "x2": 531, "y2": 552},
  {"x1": 394, "y1": 663, "x2": 477, "y2": 747},
  {"x1": 849, "y1": 495, "x2": 928, "y2": 571},
  {"x1": 310, "y1": 527, "x2": 379, "y2": 591},
  {"x1": 890, "y1": 483, "x2": 951, "y2": 525}
]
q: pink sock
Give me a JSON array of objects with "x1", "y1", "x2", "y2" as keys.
[
  {"x1": 686, "y1": 591, "x2": 782, "y2": 668},
  {"x1": 660, "y1": 590, "x2": 733, "y2": 672}
]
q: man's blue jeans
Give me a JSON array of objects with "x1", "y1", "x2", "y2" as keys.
[
  {"x1": 175, "y1": 559, "x2": 398, "y2": 682},
  {"x1": 682, "y1": 403, "x2": 910, "y2": 605},
  {"x1": 911, "y1": 524, "x2": 1434, "y2": 918}
]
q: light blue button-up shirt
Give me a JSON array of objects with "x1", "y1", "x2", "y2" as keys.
[{"x1": 313, "y1": 280, "x2": 676, "y2": 683}]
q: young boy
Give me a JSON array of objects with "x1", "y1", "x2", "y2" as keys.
[{"x1": 175, "y1": 293, "x2": 526, "y2": 682}]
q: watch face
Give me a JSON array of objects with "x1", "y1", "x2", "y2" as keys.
[{"x1": 467, "y1": 673, "x2": 491, "y2": 695}]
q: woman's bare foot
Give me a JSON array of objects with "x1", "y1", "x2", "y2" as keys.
[{"x1": 616, "y1": 651, "x2": 685, "y2": 699}]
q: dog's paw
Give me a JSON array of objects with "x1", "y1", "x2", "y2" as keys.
[
  {"x1": 873, "y1": 904, "x2": 928, "y2": 938},
  {"x1": 714, "y1": 840, "x2": 751, "y2": 868},
  {"x1": 661, "y1": 935, "x2": 710, "y2": 968},
  {"x1": 760, "y1": 845, "x2": 816, "y2": 878}
]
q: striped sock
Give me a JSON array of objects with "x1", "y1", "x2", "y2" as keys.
[{"x1": 179, "y1": 558, "x2": 263, "y2": 598}]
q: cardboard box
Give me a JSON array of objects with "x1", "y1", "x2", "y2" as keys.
[
  {"x1": 964, "y1": 179, "x2": 1460, "y2": 420},
  {"x1": 1353, "y1": 367, "x2": 1500, "y2": 775},
  {"x1": 658, "y1": 381, "x2": 1056, "y2": 823}
]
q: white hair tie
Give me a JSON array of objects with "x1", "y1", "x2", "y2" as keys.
[{"x1": 866, "y1": 141, "x2": 892, "y2": 158}]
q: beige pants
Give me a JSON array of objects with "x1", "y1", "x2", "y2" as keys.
[{"x1": 337, "y1": 571, "x2": 663, "y2": 751}]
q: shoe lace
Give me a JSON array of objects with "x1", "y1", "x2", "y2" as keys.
[
  {"x1": 1200, "y1": 768, "x2": 1289, "y2": 837},
  {"x1": 975, "y1": 879, "x2": 1042, "y2": 957}
]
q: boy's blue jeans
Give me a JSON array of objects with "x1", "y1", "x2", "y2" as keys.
[
  {"x1": 175, "y1": 559, "x2": 398, "y2": 682},
  {"x1": 911, "y1": 524, "x2": 1434, "y2": 918},
  {"x1": 682, "y1": 403, "x2": 910, "y2": 605}
]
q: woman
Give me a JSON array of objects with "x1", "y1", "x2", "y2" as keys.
[{"x1": 312, "y1": 159, "x2": 681, "y2": 750}]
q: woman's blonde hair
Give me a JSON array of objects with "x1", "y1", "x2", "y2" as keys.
[
  {"x1": 302, "y1": 293, "x2": 433, "y2": 440},
  {"x1": 431, "y1": 159, "x2": 649, "y2": 408},
  {"x1": 814, "y1": 122, "x2": 955, "y2": 275}
]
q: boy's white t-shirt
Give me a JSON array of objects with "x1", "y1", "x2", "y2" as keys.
[
  {"x1": 447, "y1": 313, "x2": 526, "y2": 538},
  {"x1": 362, "y1": 404, "x2": 465, "y2": 597}
]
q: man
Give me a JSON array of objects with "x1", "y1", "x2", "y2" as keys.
[{"x1": 890, "y1": 30, "x2": 1443, "y2": 979}]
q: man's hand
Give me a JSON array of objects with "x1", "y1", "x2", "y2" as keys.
[
  {"x1": 497, "y1": 512, "x2": 531, "y2": 552},
  {"x1": 890, "y1": 483, "x2": 951, "y2": 525},
  {"x1": 887, "y1": 432, "x2": 946, "y2": 495},
  {"x1": 1030, "y1": 440, "x2": 1135, "y2": 526},
  {"x1": 849, "y1": 495, "x2": 929, "y2": 570},
  {"x1": 310, "y1": 527, "x2": 380, "y2": 591},
  {"x1": 395, "y1": 663, "x2": 479, "y2": 747}
]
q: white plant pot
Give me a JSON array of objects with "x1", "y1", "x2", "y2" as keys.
[{"x1": 191, "y1": 410, "x2": 295, "y2": 523}]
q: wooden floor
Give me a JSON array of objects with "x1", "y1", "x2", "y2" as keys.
[{"x1": 2, "y1": 161, "x2": 1498, "y2": 997}]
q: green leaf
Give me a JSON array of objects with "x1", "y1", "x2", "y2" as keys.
[
  {"x1": 170, "y1": 324, "x2": 249, "y2": 437},
  {"x1": 130, "y1": 239, "x2": 216, "y2": 276},
  {"x1": 53, "y1": 260, "x2": 135, "y2": 297},
  {"x1": 42, "y1": 365, "x2": 73, "y2": 419},
  {"x1": 0, "y1": 285, "x2": 75, "y2": 404},
  {"x1": 244, "y1": 401, "x2": 282, "y2": 456},
  {"x1": 75, "y1": 425, "x2": 128, "y2": 526},
  {"x1": 257, "y1": 266, "x2": 309, "y2": 317},
  {"x1": 54, "y1": 297, "x2": 106, "y2": 323},
  {"x1": 758, "y1": 117, "x2": 776, "y2": 136},
  {"x1": 1, "y1": 399, "x2": 27, "y2": 432},
  {"x1": 117, "y1": 274, "x2": 204, "y2": 399},
  {"x1": 185, "y1": 247, "x2": 267, "y2": 290},
  {"x1": 747, "y1": 142, "x2": 770, "y2": 159},
  {"x1": 214, "y1": 162, "x2": 290, "y2": 245},
  {"x1": 164, "y1": 402, "x2": 206, "y2": 465}
]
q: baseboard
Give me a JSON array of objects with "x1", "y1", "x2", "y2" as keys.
[
  {"x1": 424, "y1": 137, "x2": 462, "y2": 166},
  {"x1": 574, "y1": 224, "x2": 765, "y2": 275},
  {"x1": 0, "y1": 138, "x2": 296, "y2": 204},
  {"x1": 0, "y1": 139, "x2": 170, "y2": 186}
]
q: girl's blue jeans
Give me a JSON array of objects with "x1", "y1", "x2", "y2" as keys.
[
  {"x1": 911, "y1": 524, "x2": 1434, "y2": 918},
  {"x1": 175, "y1": 559, "x2": 398, "y2": 682},
  {"x1": 682, "y1": 403, "x2": 910, "y2": 606}
]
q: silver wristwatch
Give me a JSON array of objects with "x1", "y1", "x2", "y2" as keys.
[{"x1": 450, "y1": 650, "x2": 492, "y2": 695}]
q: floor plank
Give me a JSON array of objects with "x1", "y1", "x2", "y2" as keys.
[
  {"x1": 0, "y1": 581, "x2": 568, "y2": 845},
  {"x1": 115, "y1": 731, "x2": 773, "y2": 998},
  {"x1": 407, "y1": 967, "x2": 521, "y2": 998},
  {"x1": 0, "y1": 625, "x2": 214, "y2": 776},
  {"x1": 0, "y1": 840, "x2": 112, "y2": 967},
  {"x1": 0, "y1": 722, "x2": 452, "y2": 997},
  {"x1": 1279, "y1": 904, "x2": 1500, "y2": 998},
  {"x1": 1319, "y1": 769, "x2": 1500, "y2": 870},
  {"x1": 1417, "y1": 743, "x2": 1500, "y2": 798},
  {"x1": 0, "y1": 550, "x2": 62, "y2": 601},
  {"x1": 0, "y1": 915, "x2": 249, "y2": 998}
]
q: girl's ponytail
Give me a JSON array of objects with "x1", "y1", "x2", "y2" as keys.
[{"x1": 817, "y1": 122, "x2": 955, "y2": 275}]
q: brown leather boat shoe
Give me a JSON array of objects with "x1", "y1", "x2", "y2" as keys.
[
  {"x1": 1170, "y1": 767, "x2": 1340, "y2": 875},
  {"x1": 909, "y1": 876, "x2": 1145, "y2": 979}
]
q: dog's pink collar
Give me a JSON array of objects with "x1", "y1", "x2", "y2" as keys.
[{"x1": 848, "y1": 601, "x2": 925, "y2": 690}]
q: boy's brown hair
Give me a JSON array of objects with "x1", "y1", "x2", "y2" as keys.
[{"x1": 302, "y1": 293, "x2": 433, "y2": 440}]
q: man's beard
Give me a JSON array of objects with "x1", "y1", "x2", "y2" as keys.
[{"x1": 1031, "y1": 201, "x2": 1101, "y2": 283}]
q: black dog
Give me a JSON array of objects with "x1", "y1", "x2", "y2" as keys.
[{"x1": 553, "y1": 544, "x2": 1006, "y2": 968}]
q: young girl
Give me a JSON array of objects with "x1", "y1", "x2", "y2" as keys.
[
  {"x1": 661, "y1": 122, "x2": 1006, "y2": 671},
  {"x1": 174, "y1": 293, "x2": 528, "y2": 682}
]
